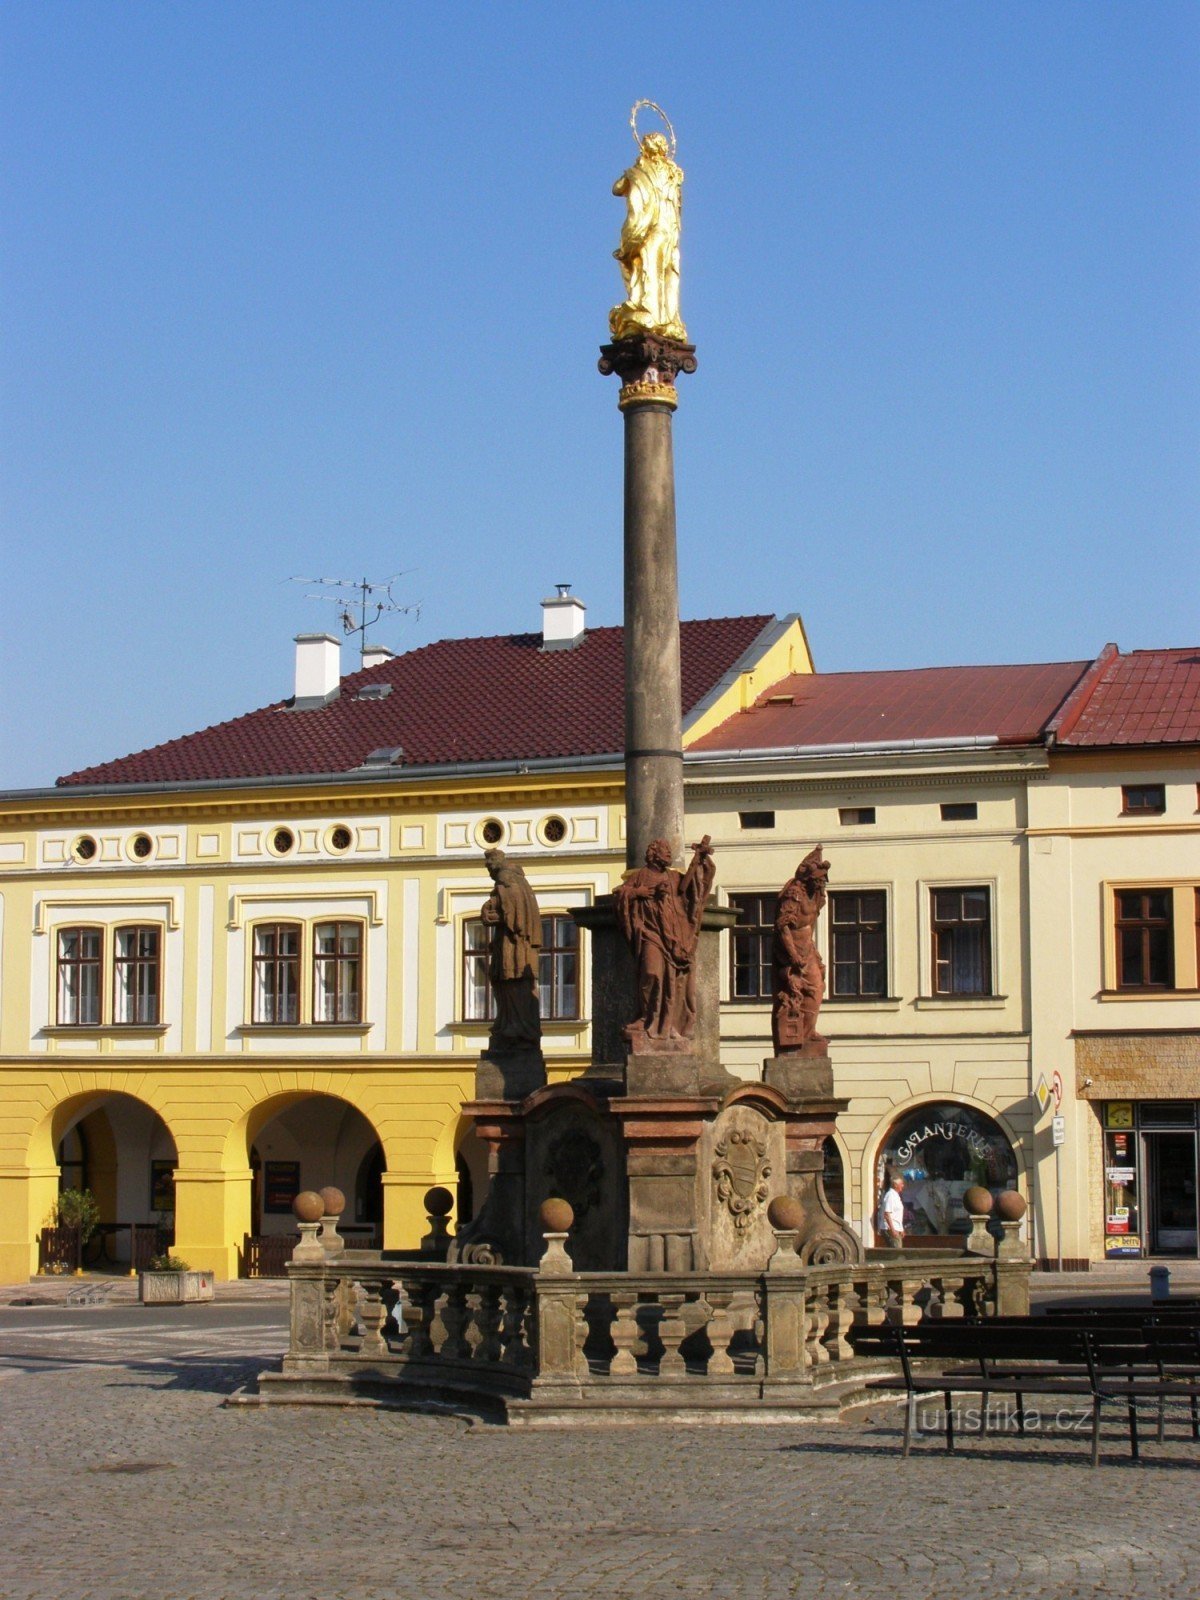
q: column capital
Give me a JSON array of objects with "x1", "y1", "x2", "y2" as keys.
[{"x1": 598, "y1": 335, "x2": 697, "y2": 409}]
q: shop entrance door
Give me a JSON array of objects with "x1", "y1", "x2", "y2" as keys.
[{"x1": 1143, "y1": 1131, "x2": 1199, "y2": 1256}]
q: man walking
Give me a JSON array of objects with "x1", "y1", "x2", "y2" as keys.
[{"x1": 877, "y1": 1173, "x2": 906, "y2": 1249}]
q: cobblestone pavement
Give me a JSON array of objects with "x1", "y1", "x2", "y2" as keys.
[{"x1": 0, "y1": 1315, "x2": 1197, "y2": 1600}]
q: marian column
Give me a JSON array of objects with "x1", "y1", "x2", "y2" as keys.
[{"x1": 599, "y1": 103, "x2": 697, "y2": 871}]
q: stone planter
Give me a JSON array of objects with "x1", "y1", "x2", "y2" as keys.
[{"x1": 139, "y1": 1269, "x2": 215, "y2": 1305}]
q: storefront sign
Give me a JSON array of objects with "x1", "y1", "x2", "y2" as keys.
[
  {"x1": 894, "y1": 1120, "x2": 994, "y2": 1166},
  {"x1": 1105, "y1": 1103, "x2": 1134, "y2": 1130},
  {"x1": 1106, "y1": 1168, "x2": 1136, "y2": 1184},
  {"x1": 1106, "y1": 1234, "x2": 1142, "y2": 1258},
  {"x1": 1107, "y1": 1212, "x2": 1130, "y2": 1232}
]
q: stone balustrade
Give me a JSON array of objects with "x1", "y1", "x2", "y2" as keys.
[{"x1": 262, "y1": 1243, "x2": 1024, "y2": 1422}]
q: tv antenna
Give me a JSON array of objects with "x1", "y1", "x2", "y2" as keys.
[{"x1": 289, "y1": 573, "x2": 421, "y2": 666}]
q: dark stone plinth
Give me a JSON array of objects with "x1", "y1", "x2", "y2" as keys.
[
  {"x1": 763, "y1": 1049, "x2": 834, "y2": 1100},
  {"x1": 475, "y1": 1049, "x2": 546, "y2": 1101}
]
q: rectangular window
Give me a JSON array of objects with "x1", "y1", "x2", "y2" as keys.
[
  {"x1": 1121, "y1": 784, "x2": 1166, "y2": 816},
  {"x1": 462, "y1": 917, "x2": 493, "y2": 1020},
  {"x1": 940, "y1": 802, "x2": 978, "y2": 822},
  {"x1": 253, "y1": 923, "x2": 301, "y2": 1024},
  {"x1": 838, "y1": 807, "x2": 876, "y2": 826},
  {"x1": 1115, "y1": 890, "x2": 1173, "y2": 989},
  {"x1": 312, "y1": 920, "x2": 362, "y2": 1023},
  {"x1": 829, "y1": 891, "x2": 887, "y2": 998},
  {"x1": 729, "y1": 893, "x2": 775, "y2": 1000},
  {"x1": 113, "y1": 925, "x2": 160, "y2": 1024},
  {"x1": 538, "y1": 914, "x2": 580, "y2": 1020},
  {"x1": 738, "y1": 811, "x2": 775, "y2": 830},
  {"x1": 931, "y1": 887, "x2": 992, "y2": 996},
  {"x1": 56, "y1": 927, "x2": 102, "y2": 1025}
]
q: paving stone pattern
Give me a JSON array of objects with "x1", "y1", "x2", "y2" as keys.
[{"x1": 0, "y1": 1320, "x2": 1197, "y2": 1600}]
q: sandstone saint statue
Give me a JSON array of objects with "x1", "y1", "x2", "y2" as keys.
[
  {"x1": 610, "y1": 124, "x2": 687, "y2": 343},
  {"x1": 772, "y1": 847, "x2": 830, "y2": 1054},
  {"x1": 614, "y1": 835, "x2": 715, "y2": 1045},
  {"x1": 480, "y1": 849, "x2": 542, "y2": 1053}
]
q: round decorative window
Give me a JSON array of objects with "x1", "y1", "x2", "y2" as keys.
[
  {"x1": 270, "y1": 827, "x2": 296, "y2": 856},
  {"x1": 876, "y1": 1102, "x2": 1017, "y2": 1243},
  {"x1": 540, "y1": 816, "x2": 568, "y2": 845},
  {"x1": 72, "y1": 835, "x2": 98, "y2": 862},
  {"x1": 479, "y1": 819, "x2": 504, "y2": 846},
  {"x1": 328, "y1": 825, "x2": 353, "y2": 853},
  {"x1": 130, "y1": 833, "x2": 153, "y2": 860}
]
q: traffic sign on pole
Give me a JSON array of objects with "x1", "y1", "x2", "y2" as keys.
[{"x1": 1052, "y1": 1115, "x2": 1066, "y2": 1146}]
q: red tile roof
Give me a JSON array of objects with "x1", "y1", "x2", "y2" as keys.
[
  {"x1": 690, "y1": 660, "x2": 1089, "y2": 755},
  {"x1": 1050, "y1": 647, "x2": 1200, "y2": 748},
  {"x1": 57, "y1": 616, "x2": 775, "y2": 787}
]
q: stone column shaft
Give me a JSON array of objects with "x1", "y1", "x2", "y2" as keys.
[{"x1": 623, "y1": 399, "x2": 684, "y2": 870}]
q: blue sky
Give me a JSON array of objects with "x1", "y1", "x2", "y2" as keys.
[{"x1": 2, "y1": 3, "x2": 1197, "y2": 788}]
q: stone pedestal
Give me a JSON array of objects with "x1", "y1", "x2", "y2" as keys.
[
  {"x1": 473, "y1": 1048, "x2": 546, "y2": 1101},
  {"x1": 573, "y1": 898, "x2": 737, "y2": 1093}
]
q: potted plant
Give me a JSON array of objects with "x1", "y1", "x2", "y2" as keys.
[{"x1": 138, "y1": 1251, "x2": 215, "y2": 1305}]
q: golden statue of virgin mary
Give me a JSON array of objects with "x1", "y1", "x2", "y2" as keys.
[{"x1": 610, "y1": 103, "x2": 687, "y2": 343}]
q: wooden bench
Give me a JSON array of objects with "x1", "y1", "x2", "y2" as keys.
[{"x1": 861, "y1": 1321, "x2": 1200, "y2": 1465}]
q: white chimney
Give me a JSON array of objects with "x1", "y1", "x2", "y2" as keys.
[
  {"x1": 541, "y1": 584, "x2": 586, "y2": 650},
  {"x1": 361, "y1": 642, "x2": 394, "y2": 671},
  {"x1": 293, "y1": 633, "x2": 341, "y2": 708}
]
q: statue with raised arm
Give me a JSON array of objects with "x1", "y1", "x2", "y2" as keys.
[
  {"x1": 610, "y1": 103, "x2": 687, "y2": 343},
  {"x1": 480, "y1": 849, "x2": 542, "y2": 1053},
  {"x1": 614, "y1": 835, "x2": 715, "y2": 1045},
  {"x1": 772, "y1": 846, "x2": 830, "y2": 1054}
]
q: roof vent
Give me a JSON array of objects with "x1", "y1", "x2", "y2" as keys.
[
  {"x1": 292, "y1": 633, "x2": 341, "y2": 710},
  {"x1": 356, "y1": 683, "x2": 393, "y2": 701},
  {"x1": 767, "y1": 693, "x2": 795, "y2": 706},
  {"x1": 362, "y1": 746, "x2": 404, "y2": 767},
  {"x1": 541, "y1": 584, "x2": 586, "y2": 651}
]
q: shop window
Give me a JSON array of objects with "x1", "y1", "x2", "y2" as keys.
[
  {"x1": 313, "y1": 921, "x2": 362, "y2": 1024},
  {"x1": 253, "y1": 922, "x2": 301, "y2": 1023},
  {"x1": 1115, "y1": 890, "x2": 1173, "y2": 989},
  {"x1": 56, "y1": 927, "x2": 103, "y2": 1025},
  {"x1": 538, "y1": 914, "x2": 579, "y2": 1020},
  {"x1": 878, "y1": 1102, "x2": 1017, "y2": 1244},
  {"x1": 829, "y1": 891, "x2": 886, "y2": 998},
  {"x1": 113, "y1": 926, "x2": 160, "y2": 1025},
  {"x1": 1121, "y1": 784, "x2": 1165, "y2": 816},
  {"x1": 931, "y1": 887, "x2": 992, "y2": 996},
  {"x1": 729, "y1": 893, "x2": 775, "y2": 1000}
]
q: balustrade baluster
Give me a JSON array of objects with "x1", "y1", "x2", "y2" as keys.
[
  {"x1": 357, "y1": 1279, "x2": 388, "y2": 1357},
  {"x1": 441, "y1": 1283, "x2": 471, "y2": 1360},
  {"x1": 573, "y1": 1293, "x2": 590, "y2": 1378},
  {"x1": 821, "y1": 1279, "x2": 854, "y2": 1361},
  {"x1": 804, "y1": 1284, "x2": 830, "y2": 1366},
  {"x1": 657, "y1": 1293, "x2": 687, "y2": 1376},
  {"x1": 608, "y1": 1291, "x2": 640, "y2": 1377},
  {"x1": 476, "y1": 1283, "x2": 503, "y2": 1364},
  {"x1": 400, "y1": 1276, "x2": 434, "y2": 1360},
  {"x1": 702, "y1": 1291, "x2": 736, "y2": 1377},
  {"x1": 323, "y1": 1276, "x2": 342, "y2": 1351}
]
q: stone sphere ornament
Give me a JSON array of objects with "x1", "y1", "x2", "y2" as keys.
[
  {"x1": 318, "y1": 1186, "x2": 345, "y2": 1217},
  {"x1": 292, "y1": 1190, "x2": 325, "y2": 1224},
  {"x1": 423, "y1": 1186, "x2": 454, "y2": 1218},
  {"x1": 538, "y1": 1197, "x2": 574, "y2": 1235},
  {"x1": 996, "y1": 1190, "x2": 1027, "y2": 1222},
  {"x1": 767, "y1": 1195, "x2": 804, "y2": 1233},
  {"x1": 962, "y1": 1185, "x2": 994, "y2": 1217}
]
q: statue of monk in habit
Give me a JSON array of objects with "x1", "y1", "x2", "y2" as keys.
[
  {"x1": 614, "y1": 836, "x2": 714, "y2": 1045},
  {"x1": 772, "y1": 846, "x2": 830, "y2": 1054},
  {"x1": 480, "y1": 849, "x2": 542, "y2": 1054},
  {"x1": 610, "y1": 128, "x2": 687, "y2": 343}
]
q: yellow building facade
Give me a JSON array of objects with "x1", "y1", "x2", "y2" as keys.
[{"x1": 0, "y1": 612, "x2": 810, "y2": 1282}]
